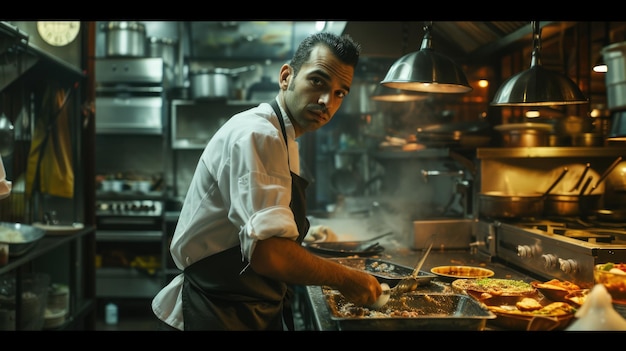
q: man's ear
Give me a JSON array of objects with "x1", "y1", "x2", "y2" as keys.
[{"x1": 279, "y1": 64, "x2": 291, "y2": 90}]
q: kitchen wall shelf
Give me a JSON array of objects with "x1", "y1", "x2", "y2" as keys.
[
  {"x1": 477, "y1": 146, "x2": 626, "y2": 159},
  {"x1": 0, "y1": 226, "x2": 96, "y2": 330}
]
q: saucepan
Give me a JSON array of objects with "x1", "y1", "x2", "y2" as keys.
[
  {"x1": 190, "y1": 65, "x2": 256, "y2": 100},
  {"x1": 479, "y1": 167, "x2": 568, "y2": 219}
]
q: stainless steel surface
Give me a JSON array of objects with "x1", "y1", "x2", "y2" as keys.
[
  {"x1": 95, "y1": 57, "x2": 165, "y2": 135},
  {"x1": 0, "y1": 222, "x2": 45, "y2": 256},
  {"x1": 95, "y1": 57, "x2": 164, "y2": 85},
  {"x1": 413, "y1": 218, "x2": 475, "y2": 249},
  {"x1": 492, "y1": 220, "x2": 626, "y2": 288},
  {"x1": 602, "y1": 41, "x2": 626, "y2": 111},
  {"x1": 299, "y1": 249, "x2": 541, "y2": 331},
  {"x1": 102, "y1": 21, "x2": 146, "y2": 57}
]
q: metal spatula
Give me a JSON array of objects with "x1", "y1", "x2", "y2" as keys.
[
  {"x1": 391, "y1": 241, "x2": 434, "y2": 296},
  {"x1": 370, "y1": 241, "x2": 433, "y2": 308}
]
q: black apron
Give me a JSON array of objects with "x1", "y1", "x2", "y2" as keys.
[{"x1": 181, "y1": 100, "x2": 310, "y2": 330}]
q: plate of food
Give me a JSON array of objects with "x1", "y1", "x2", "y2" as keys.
[
  {"x1": 485, "y1": 298, "x2": 577, "y2": 331},
  {"x1": 452, "y1": 278, "x2": 539, "y2": 305},
  {"x1": 430, "y1": 265, "x2": 494, "y2": 282},
  {"x1": 530, "y1": 279, "x2": 583, "y2": 302}
]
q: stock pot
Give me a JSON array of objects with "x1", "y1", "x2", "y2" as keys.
[
  {"x1": 102, "y1": 21, "x2": 146, "y2": 57},
  {"x1": 479, "y1": 191, "x2": 544, "y2": 219},
  {"x1": 190, "y1": 65, "x2": 256, "y2": 100}
]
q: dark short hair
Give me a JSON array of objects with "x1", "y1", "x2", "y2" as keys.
[{"x1": 289, "y1": 32, "x2": 361, "y2": 77}]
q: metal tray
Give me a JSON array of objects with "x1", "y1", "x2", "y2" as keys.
[
  {"x1": 329, "y1": 257, "x2": 436, "y2": 287},
  {"x1": 305, "y1": 242, "x2": 384, "y2": 257},
  {"x1": 324, "y1": 289, "x2": 496, "y2": 331}
]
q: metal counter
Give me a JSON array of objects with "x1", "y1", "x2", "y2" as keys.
[{"x1": 295, "y1": 248, "x2": 543, "y2": 331}]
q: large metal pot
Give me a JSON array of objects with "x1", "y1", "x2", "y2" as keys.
[
  {"x1": 602, "y1": 41, "x2": 626, "y2": 111},
  {"x1": 102, "y1": 21, "x2": 146, "y2": 57},
  {"x1": 479, "y1": 191, "x2": 545, "y2": 219},
  {"x1": 494, "y1": 123, "x2": 553, "y2": 147},
  {"x1": 190, "y1": 65, "x2": 256, "y2": 100},
  {"x1": 544, "y1": 194, "x2": 602, "y2": 217}
]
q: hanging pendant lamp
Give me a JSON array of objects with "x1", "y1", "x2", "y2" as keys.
[
  {"x1": 380, "y1": 22, "x2": 472, "y2": 94},
  {"x1": 370, "y1": 85, "x2": 429, "y2": 102},
  {"x1": 491, "y1": 21, "x2": 588, "y2": 106}
]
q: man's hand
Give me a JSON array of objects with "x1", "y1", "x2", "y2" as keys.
[{"x1": 304, "y1": 225, "x2": 338, "y2": 243}]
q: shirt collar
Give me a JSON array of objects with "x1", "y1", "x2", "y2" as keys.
[{"x1": 274, "y1": 96, "x2": 296, "y2": 140}]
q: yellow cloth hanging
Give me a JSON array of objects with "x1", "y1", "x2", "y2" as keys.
[{"x1": 25, "y1": 84, "x2": 74, "y2": 198}]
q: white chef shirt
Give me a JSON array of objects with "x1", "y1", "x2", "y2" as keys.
[{"x1": 152, "y1": 98, "x2": 302, "y2": 330}]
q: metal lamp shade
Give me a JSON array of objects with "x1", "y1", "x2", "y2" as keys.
[
  {"x1": 381, "y1": 49, "x2": 473, "y2": 94},
  {"x1": 491, "y1": 65, "x2": 588, "y2": 106},
  {"x1": 370, "y1": 84, "x2": 430, "y2": 102}
]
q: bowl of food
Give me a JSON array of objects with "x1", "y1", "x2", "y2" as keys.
[
  {"x1": 594, "y1": 263, "x2": 626, "y2": 304},
  {"x1": 531, "y1": 279, "x2": 583, "y2": 302},
  {"x1": 431, "y1": 265, "x2": 494, "y2": 282},
  {"x1": 0, "y1": 222, "x2": 45, "y2": 257}
]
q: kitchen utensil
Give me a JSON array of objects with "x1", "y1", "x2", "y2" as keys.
[
  {"x1": 0, "y1": 222, "x2": 45, "y2": 256},
  {"x1": 590, "y1": 156, "x2": 623, "y2": 194},
  {"x1": 542, "y1": 167, "x2": 569, "y2": 198},
  {"x1": 544, "y1": 193, "x2": 602, "y2": 217},
  {"x1": 304, "y1": 232, "x2": 392, "y2": 257},
  {"x1": 102, "y1": 21, "x2": 146, "y2": 57},
  {"x1": 326, "y1": 290, "x2": 496, "y2": 331},
  {"x1": 330, "y1": 257, "x2": 436, "y2": 288},
  {"x1": 494, "y1": 123, "x2": 553, "y2": 147},
  {"x1": 190, "y1": 65, "x2": 256, "y2": 100},
  {"x1": 390, "y1": 241, "x2": 433, "y2": 296},
  {"x1": 479, "y1": 191, "x2": 544, "y2": 219},
  {"x1": 579, "y1": 176, "x2": 593, "y2": 195},
  {"x1": 369, "y1": 241, "x2": 433, "y2": 308},
  {"x1": 570, "y1": 163, "x2": 591, "y2": 192}
]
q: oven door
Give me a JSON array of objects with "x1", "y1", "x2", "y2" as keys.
[{"x1": 96, "y1": 94, "x2": 163, "y2": 134}]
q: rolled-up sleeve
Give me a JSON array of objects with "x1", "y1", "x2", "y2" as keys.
[{"x1": 227, "y1": 129, "x2": 300, "y2": 262}]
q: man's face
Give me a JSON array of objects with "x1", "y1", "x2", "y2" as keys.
[{"x1": 281, "y1": 45, "x2": 355, "y2": 136}]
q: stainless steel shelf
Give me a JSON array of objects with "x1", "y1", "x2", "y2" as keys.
[
  {"x1": 476, "y1": 146, "x2": 626, "y2": 159},
  {"x1": 96, "y1": 230, "x2": 162, "y2": 242},
  {"x1": 96, "y1": 267, "x2": 162, "y2": 298}
]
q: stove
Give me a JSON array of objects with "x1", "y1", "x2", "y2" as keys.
[{"x1": 476, "y1": 218, "x2": 626, "y2": 288}]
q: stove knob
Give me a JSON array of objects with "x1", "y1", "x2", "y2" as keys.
[
  {"x1": 558, "y1": 258, "x2": 578, "y2": 274},
  {"x1": 541, "y1": 253, "x2": 558, "y2": 269},
  {"x1": 517, "y1": 245, "x2": 533, "y2": 258}
]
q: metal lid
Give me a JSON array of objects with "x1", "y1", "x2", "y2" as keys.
[{"x1": 104, "y1": 21, "x2": 146, "y2": 33}]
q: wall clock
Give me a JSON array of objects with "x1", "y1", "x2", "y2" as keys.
[{"x1": 36, "y1": 21, "x2": 81, "y2": 47}]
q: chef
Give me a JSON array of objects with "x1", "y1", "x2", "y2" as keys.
[{"x1": 152, "y1": 32, "x2": 383, "y2": 331}]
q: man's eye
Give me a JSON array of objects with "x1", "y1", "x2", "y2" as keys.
[
  {"x1": 311, "y1": 78, "x2": 323, "y2": 86},
  {"x1": 337, "y1": 92, "x2": 346, "y2": 99}
]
